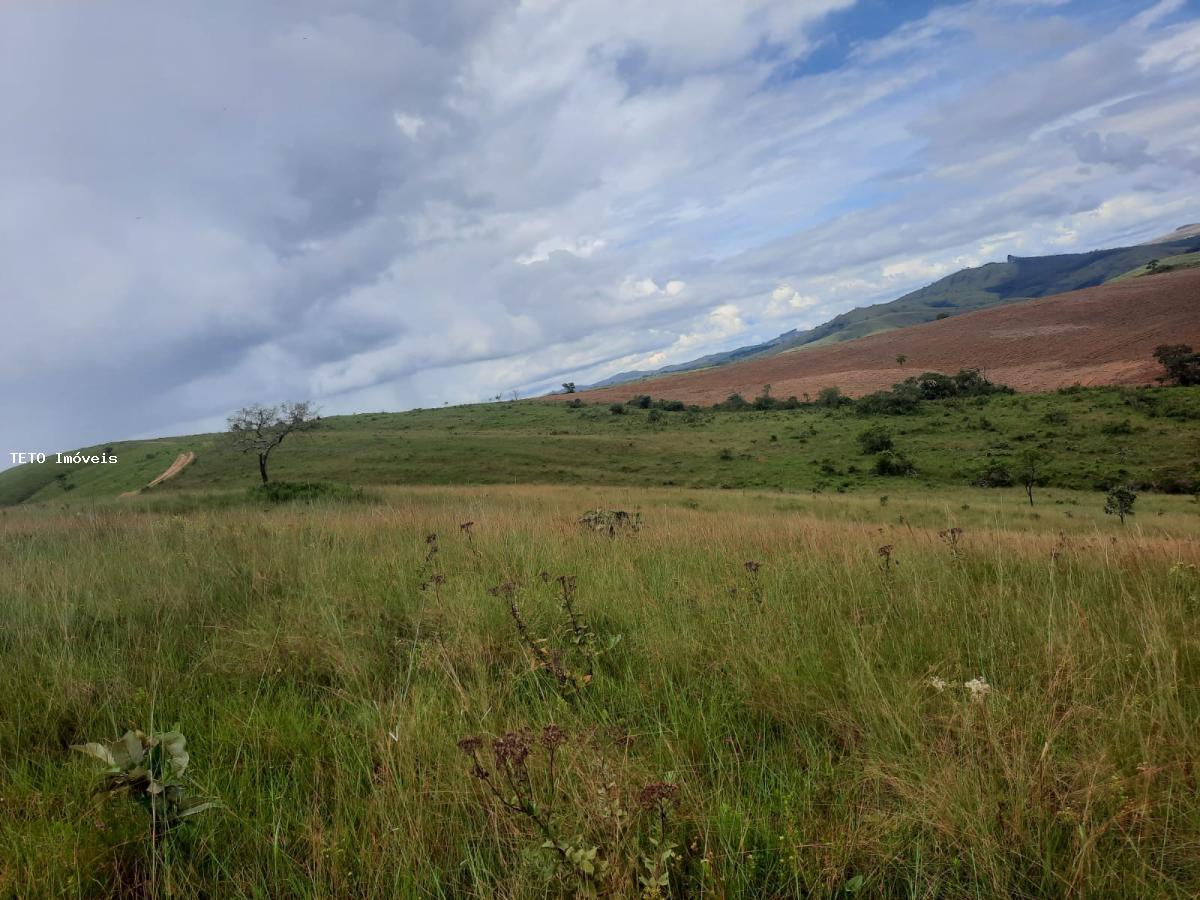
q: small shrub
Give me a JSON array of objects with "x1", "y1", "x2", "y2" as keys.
[
  {"x1": 975, "y1": 462, "x2": 1014, "y2": 487},
  {"x1": 1104, "y1": 485, "x2": 1137, "y2": 524},
  {"x1": 816, "y1": 386, "x2": 850, "y2": 408},
  {"x1": 247, "y1": 481, "x2": 364, "y2": 504},
  {"x1": 578, "y1": 509, "x2": 641, "y2": 536},
  {"x1": 857, "y1": 426, "x2": 894, "y2": 454},
  {"x1": 874, "y1": 450, "x2": 915, "y2": 476}
]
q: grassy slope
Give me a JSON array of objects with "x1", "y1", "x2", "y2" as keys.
[
  {"x1": 3, "y1": 387, "x2": 1199, "y2": 506},
  {"x1": 0, "y1": 439, "x2": 195, "y2": 506},
  {"x1": 2, "y1": 485, "x2": 1198, "y2": 896},
  {"x1": 1109, "y1": 251, "x2": 1200, "y2": 283}
]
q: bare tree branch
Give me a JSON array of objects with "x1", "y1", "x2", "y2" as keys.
[{"x1": 227, "y1": 401, "x2": 318, "y2": 483}]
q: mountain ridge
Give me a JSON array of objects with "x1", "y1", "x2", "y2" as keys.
[{"x1": 581, "y1": 229, "x2": 1200, "y2": 390}]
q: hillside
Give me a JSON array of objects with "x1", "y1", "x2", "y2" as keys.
[
  {"x1": 585, "y1": 230, "x2": 1200, "y2": 389},
  {"x1": 566, "y1": 267, "x2": 1200, "y2": 406},
  {"x1": 3, "y1": 382, "x2": 1199, "y2": 506}
]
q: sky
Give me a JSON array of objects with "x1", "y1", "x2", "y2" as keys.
[{"x1": 2, "y1": 0, "x2": 1200, "y2": 456}]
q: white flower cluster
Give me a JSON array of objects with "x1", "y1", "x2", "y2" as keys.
[{"x1": 926, "y1": 675, "x2": 993, "y2": 703}]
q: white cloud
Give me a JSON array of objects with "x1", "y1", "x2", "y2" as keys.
[
  {"x1": 765, "y1": 284, "x2": 820, "y2": 317},
  {"x1": 2, "y1": 0, "x2": 1199, "y2": 455},
  {"x1": 392, "y1": 112, "x2": 426, "y2": 139}
]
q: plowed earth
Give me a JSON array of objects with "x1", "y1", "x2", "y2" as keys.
[{"x1": 560, "y1": 268, "x2": 1200, "y2": 404}]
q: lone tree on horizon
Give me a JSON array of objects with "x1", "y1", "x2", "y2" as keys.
[{"x1": 228, "y1": 402, "x2": 318, "y2": 483}]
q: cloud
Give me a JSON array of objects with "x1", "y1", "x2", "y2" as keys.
[
  {"x1": 2, "y1": 0, "x2": 1199, "y2": 457},
  {"x1": 1065, "y1": 130, "x2": 1153, "y2": 171}
]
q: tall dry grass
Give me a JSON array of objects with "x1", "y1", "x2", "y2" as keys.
[{"x1": 1, "y1": 485, "x2": 1198, "y2": 897}]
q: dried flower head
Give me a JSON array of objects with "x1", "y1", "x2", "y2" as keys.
[
  {"x1": 637, "y1": 781, "x2": 680, "y2": 811},
  {"x1": 927, "y1": 676, "x2": 948, "y2": 693},
  {"x1": 457, "y1": 736, "x2": 484, "y2": 755},
  {"x1": 540, "y1": 724, "x2": 567, "y2": 751},
  {"x1": 964, "y1": 677, "x2": 992, "y2": 704},
  {"x1": 492, "y1": 731, "x2": 532, "y2": 768}
]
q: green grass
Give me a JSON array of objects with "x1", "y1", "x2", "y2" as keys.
[
  {"x1": 4, "y1": 387, "x2": 1199, "y2": 507},
  {"x1": 1, "y1": 484, "x2": 1199, "y2": 897},
  {"x1": 1109, "y1": 251, "x2": 1200, "y2": 283}
]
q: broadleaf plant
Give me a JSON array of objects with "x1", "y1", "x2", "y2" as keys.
[{"x1": 72, "y1": 729, "x2": 218, "y2": 829}]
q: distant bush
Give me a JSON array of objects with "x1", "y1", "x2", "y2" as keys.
[
  {"x1": 1101, "y1": 418, "x2": 1135, "y2": 435},
  {"x1": 628, "y1": 394, "x2": 653, "y2": 409},
  {"x1": 1150, "y1": 466, "x2": 1200, "y2": 494},
  {"x1": 609, "y1": 403, "x2": 625, "y2": 415},
  {"x1": 714, "y1": 393, "x2": 750, "y2": 411},
  {"x1": 247, "y1": 481, "x2": 365, "y2": 504},
  {"x1": 857, "y1": 426, "x2": 894, "y2": 454},
  {"x1": 873, "y1": 450, "x2": 915, "y2": 476},
  {"x1": 655, "y1": 399, "x2": 686, "y2": 412},
  {"x1": 975, "y1": 461, "x2": 1014, "y2": 487},
  {"x1": 858, "y1": 383, "x2": 923, "y2": 416},
  {"x1": 858, "y1": 368, "x2": 1013, "y2": 416},
  {"x1": 566, "y1": 398, "x2": 584, "y2": 408},
  {"x1": 1154, "y1": 344, "x2": 1200, "y2": 386},
  {"x1": 816, "y1": 386, "x2": 851, "y2": 408}
]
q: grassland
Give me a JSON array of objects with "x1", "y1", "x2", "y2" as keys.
[
  {"x1": 2, "y1": 483, "x2": 1199, "y2": 897},
  {"x1": 2, "y1": 386, "x2": 1199, "y2": 897},
  {"x1": 4, "y1": 386, "x2": 1200, "y2": 507}
]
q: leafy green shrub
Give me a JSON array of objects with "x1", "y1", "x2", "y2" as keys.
[
  {"x1": 609, "y1": 403, "x2": 626, "y2": 415},
  {"x1": 246, "y1": 480, "x2": 365, "y2": 504},
  {"x1": 816, "y1": 386, "x2": 851, "y2": 408},
  {"x1": 857, "y1": 426, "x2": 894, "y2": 454},
  {"x1": 975, "y1": 460, "x2": 1014, "y2": 487},
  {"x1": 857, "y1": 383, "x2": 923, "y2": 415},
  {"x1": 1150, "y1": 466, "x2": 1200, "y2": 494},
  {"x1": 1104, "y1": 485, "x2": 1137, "y2": 524},
  {"x1": 873, "y1": 450, "x2": 915, "y2": 476}
]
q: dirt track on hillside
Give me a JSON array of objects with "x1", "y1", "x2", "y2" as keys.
[
  {"x1": 120, "y1": 451, "x2": 195, "y2": 497},
  {"x1": 558, "y1": 268, "x2": 1200, "y2": 405}
]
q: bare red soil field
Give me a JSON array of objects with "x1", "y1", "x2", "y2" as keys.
[{"x1": 558, "y1": 267, "x2": 1200, "y2": 405}]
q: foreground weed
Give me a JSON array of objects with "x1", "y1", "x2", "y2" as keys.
[
  {"x1": 458, "y1": 726, "x2": 683, "y2": 896},
  {"x1": 72, "y1": 729, "x2": 217, "y2": 832},
  {"x1": 578, "y1": 508, "x2": 642, "y2": 537},
  {"x1": 936, "y1": 526, "x2": 964, "y2": 561},
  {"x1": 491, "y1": 576, "x2": 619, "y2": 700}
]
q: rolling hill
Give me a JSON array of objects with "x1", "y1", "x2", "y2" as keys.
[
  {"x1": 565, "y1": 266, "x2": 1200, "y2": 406},
  {"x1": 584, "y1": 230, "x2": 1200, "y2": 389}
]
